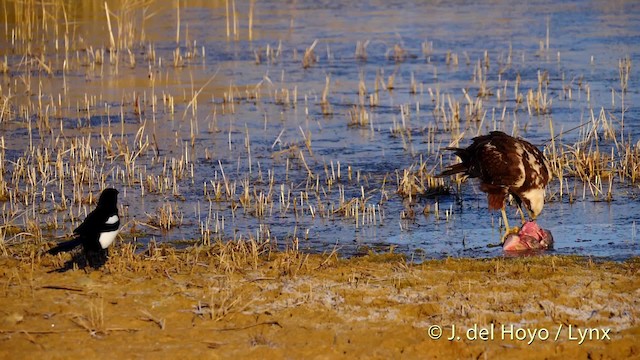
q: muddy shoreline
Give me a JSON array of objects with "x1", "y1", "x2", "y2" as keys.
[{"x1": 1, "y1": 248, "x2": 638, "y2": 359}]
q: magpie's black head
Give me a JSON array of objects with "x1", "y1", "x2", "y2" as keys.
[{"x1": 97, "y1": 188, "x2": 119, "y2": 208}]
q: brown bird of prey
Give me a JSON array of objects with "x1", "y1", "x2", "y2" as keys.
[{"x1": 439, "y1": 131, "x2": 552, "y2": 239}]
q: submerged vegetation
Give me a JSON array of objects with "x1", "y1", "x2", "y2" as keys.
[{"x1": 0, "y1": 0, "x2": 638, "y2": 259}]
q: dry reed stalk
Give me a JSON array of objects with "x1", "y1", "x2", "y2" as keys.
[{"x1": 302, "y1": 39, "x2": 318, "y2": 69}]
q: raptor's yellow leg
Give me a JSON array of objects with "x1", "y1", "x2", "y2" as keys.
[
  {"x1": 516, "y1": 205, "x2": 527, "y2": 224},
  {"x1": 501, "y1": 206, "x2": 520, "y2": 243}
]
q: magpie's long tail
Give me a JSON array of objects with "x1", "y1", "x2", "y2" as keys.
[{"x1": 47, "y1": 237, "x2": 82, "y2": 255}]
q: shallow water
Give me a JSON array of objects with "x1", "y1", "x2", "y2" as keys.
[{"x1": 0, "y1": 0, "x2": 639, "y2": 259}]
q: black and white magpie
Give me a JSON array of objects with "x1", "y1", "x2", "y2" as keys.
[{"x1": 48, "y1": 188, "x2": 120, "y2": 268}]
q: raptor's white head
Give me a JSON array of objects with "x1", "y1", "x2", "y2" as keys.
[{"x1": 522, "y1": 188, "x2": 545, "y2": 218}]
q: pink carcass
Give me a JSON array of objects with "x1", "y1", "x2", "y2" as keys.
[{"x1": 503, "y1": 221, "x2": 553, "y2": 251}]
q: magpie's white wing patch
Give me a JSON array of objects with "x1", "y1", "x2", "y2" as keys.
[
  {"x1": 99, "y1": 230, "x2": 119, "y2": 249},
  {"x1": 105, "y1": 215, "x2": 119, "y2": 225},
  {"x1": 99, "y1": 215, "x2": 120, "y2": 248}
]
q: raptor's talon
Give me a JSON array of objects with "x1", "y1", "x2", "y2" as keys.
[{"x1": 501, "y1": 226, "x2": 520, "y2": 244}]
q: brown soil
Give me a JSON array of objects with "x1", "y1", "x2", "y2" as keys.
[{"x1": 1, "y1": 248, "x2": 638, "y2": 359}]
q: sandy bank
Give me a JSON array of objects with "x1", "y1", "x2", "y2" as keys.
[{"x1": 1, "y1": 247, "x2": 638, "y2": 359}]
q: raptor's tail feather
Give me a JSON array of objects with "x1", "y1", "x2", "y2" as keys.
[
  {"x1": 437, "y1": 163, "x2": 469, "y2": 177},
  {"x1": 438, "y1": 147, "x2": 471, "y2": 177}
]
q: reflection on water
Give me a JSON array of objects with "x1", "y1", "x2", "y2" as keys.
[{"x1": 0, "y1": 0, "x2": 638, "y2": 259}]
